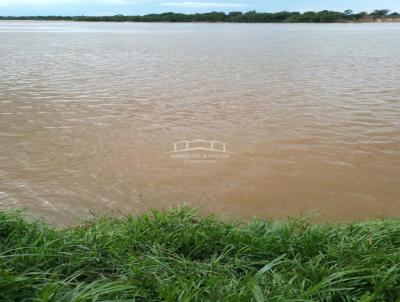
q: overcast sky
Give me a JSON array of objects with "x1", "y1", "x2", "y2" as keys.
[{"x1": 1, "y1": 0, "x2": 399, "y2": 16}]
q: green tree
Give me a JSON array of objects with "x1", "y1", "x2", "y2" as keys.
[{"x1": 370, "y1": 9, "x2": 390, "y2": 16}]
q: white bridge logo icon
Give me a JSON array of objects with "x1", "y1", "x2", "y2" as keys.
[{"x1": 168, "y1": 139, "x2": 233, "y2": 153}]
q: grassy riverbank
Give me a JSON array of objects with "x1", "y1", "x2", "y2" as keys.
[{"x1": 1, "y1": 208, "x2": 400, "y2": 301}]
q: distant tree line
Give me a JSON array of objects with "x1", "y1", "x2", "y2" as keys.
[{"x1": 1, "y1": 10, "x2": 399, "y2": 23}]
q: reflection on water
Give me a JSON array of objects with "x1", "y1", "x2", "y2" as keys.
[{"x1": 0, "y1": 21, "x2": 399, "y2": 225}]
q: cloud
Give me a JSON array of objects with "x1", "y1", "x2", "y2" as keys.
[
  {"x1": 0, "y1": 0, "x2": 246, "y2": 8},
  {"x1": 160, "y1": 1, "x2": 245, "y2": 8},
  {"x1": 0, "y1": 0, "x2": 135, "y2": 5}
]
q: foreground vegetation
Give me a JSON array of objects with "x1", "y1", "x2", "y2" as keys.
[
  {"x1": 1, "y1": 9, "x2": 400, "y2": 23},
  {"x1": 1, "y1": 208, "x2": 400, "y2": 301}
]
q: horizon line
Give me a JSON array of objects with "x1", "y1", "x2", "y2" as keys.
[{"x1": 0, "y1": 9, "x2": 399, "y2": 17}]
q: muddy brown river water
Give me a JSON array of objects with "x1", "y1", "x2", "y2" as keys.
[{"x1": 0, "y1": 21, "x2": 399, "y2": 225}]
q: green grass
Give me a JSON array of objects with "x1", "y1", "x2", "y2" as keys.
[{"x1": 1, "y1": 207, "x2": 400, "y2": 301}]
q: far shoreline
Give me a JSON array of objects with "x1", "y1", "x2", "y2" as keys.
[
  {"x1": 1, "y1": 10, "x2": 400, "y2": 23},
  {"x1": 1, "y1": 19, "x2": 400, "y2": 24}
]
